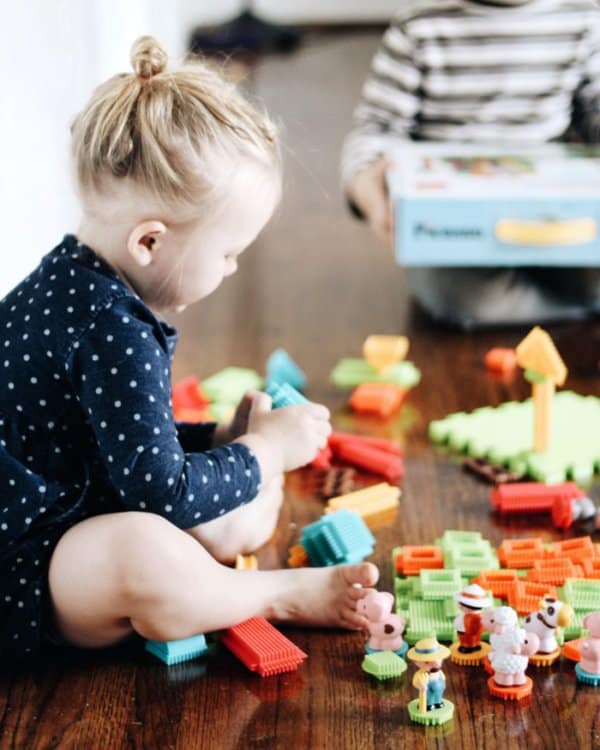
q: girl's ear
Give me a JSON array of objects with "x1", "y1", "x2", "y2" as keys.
[{"x1": 127, "y1": 221, "x2": 167, "y2": 267}]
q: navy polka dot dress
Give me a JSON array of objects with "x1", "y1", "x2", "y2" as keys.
[{"x1": 0, "y1": 235, "x2": 261, "y2": 661}]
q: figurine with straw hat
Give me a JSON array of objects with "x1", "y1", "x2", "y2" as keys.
[{"x1": 407, "y1": 637, "x2": 454, "y2": 726}]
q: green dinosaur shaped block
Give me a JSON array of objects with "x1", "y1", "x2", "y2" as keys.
[{"x1": 429, "y1": 391, "x2": 600, "y2": 483}]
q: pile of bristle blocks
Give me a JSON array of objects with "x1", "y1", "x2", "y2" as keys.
[{"x1": 392, "y1": 530, "x2": 600, "y2": 644}]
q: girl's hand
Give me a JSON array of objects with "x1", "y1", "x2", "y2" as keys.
[
  {"x1": 212, "y1": 390, "x2": 262, "y2": 447},
  {"x1": 245, "y1": 392, "x2": 331, "y2": 472},
  {"x1": 235, "y1": 392, "x2": 332, "y2": 481},
  {"x1": 347, "y1": 157, "x2": 394, "y2": 247},
  {"x1": 228, "y1": 390, "x2": 262, "y2": 440}
]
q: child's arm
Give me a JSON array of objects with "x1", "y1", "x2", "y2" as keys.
[
  {"x1": 341, "y1": 10, "x2": 422, "y2": 241},
  {"x1": 65, "y1": 301, "x2": 263, "y2": 528},
  {"x1": 573, "y1": 17, "x2": 600, "y2": 142},
  {"x1": 346, "y1": 157, "x2": 394, "y2": 247}
]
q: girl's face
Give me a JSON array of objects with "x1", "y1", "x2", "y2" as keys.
[{"x1": 139, "y1": 161, "x2": 281, "y2": 313}]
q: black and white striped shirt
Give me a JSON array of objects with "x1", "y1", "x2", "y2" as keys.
[{"x1": 341, "y1": 0, "x2": 600, "y2": 185}]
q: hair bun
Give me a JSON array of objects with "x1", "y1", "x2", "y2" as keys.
[{"x1": 130, "y1": 36, "x2": 168, "y2": 79}]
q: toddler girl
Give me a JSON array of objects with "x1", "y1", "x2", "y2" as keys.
[{"x1": 0, "y1": 36, "x2": 377, "y2": 661}]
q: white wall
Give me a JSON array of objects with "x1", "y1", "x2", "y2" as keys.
[
  {"x1": 0, "y1": 0, "x2": 184, "y2": 296},
  {"x1": 180, "y1": 0, "x2": 399, "y2": 26},
  {"x1": 258, "y1": 0, "x2": 398, "y2": 23},
  {"x1": 0, "y1": 0, "x2": 394, "y2": 296}
]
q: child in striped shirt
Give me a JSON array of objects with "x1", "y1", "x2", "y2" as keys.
[{"x1": 343, "y1": 0, "x2": 600, "y2": 328}]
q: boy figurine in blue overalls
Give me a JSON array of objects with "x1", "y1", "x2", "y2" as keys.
[{"x1": 407, "y1": 637, "x2": 454, "y2": 726}]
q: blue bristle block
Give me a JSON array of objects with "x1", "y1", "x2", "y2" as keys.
[
  {"x1": 266, "y1": 348, "x2": 307, "y2": 391},
  {"x1": 300, "y1": 509, "x2": 375, "y2": 566},
  {"x1": 266, "y1": 382, "x2": 309, "y2": 409},
  {"x1": 145, "y1": 634, "x2": 208, "y2": 665}
]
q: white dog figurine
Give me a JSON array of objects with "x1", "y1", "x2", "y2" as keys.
[{"x1": 524, "y1": 596, "x2": 573, "y2": 654}]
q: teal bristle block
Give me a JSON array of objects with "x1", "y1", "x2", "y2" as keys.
[
  {"x1": 266, "y1": 381, "x2": 309, "y2": 409},
  {"x1": 316, "y1": 526, "x2": 346, "y2": 561},
  {"x1": 266, "y1": 348, "x2": 306, "y2": 391},
  {"x1": 145, "y1": 634, "x2": 208, "y2": 665},
  {"x1": 301, "y1": 509, "x2": 375, "y2": 566}
]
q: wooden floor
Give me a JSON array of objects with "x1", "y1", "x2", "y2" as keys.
[{"x1": 2, "y1": 31, "x2": 600, "y2": 750}]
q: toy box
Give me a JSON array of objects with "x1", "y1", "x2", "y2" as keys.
[{"x1": 388, "y1": 143, "x2": 600, "y2": 266}]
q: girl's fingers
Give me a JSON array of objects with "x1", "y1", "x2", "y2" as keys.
[
  {"x1": 249, "y1": 391, "x2": 272, "y2": 415},
  {"x1": 305, "y1": 403, "x2": 330, "y2": 420}
]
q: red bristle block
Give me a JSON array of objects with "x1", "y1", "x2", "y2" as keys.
[
  {"x1": 328, "y1": 432, "x2": 403, "y2": 456},
  {"x1": 221, "y1": 617, "x2": 307, "y2": 677},
  {"x1": 172, "y1": 376, "x2": 209, "y2": 411},
  {"x1": 332, "y1": 441, "x2": 403, "y2": 482}
]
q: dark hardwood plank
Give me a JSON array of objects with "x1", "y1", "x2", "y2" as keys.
[{"x1": 2, "y1": 30, "x2": 599, "y2": 750}]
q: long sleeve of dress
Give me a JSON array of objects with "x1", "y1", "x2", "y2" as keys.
[{"x1": 64, "y1": 298, "x2": 261, "y2": 527}]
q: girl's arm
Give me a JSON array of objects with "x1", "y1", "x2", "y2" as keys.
[{"x1": 65, "y1": 299, "x2": 262, "y2": 527}]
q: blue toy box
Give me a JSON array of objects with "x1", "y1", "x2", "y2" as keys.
[{"x1": 388, "y1": 143, "x2": 600, "y2": 267}]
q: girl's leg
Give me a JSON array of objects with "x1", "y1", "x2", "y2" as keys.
[{"x1": 48, "y1": 511, "x2": 378, "y2": 649}]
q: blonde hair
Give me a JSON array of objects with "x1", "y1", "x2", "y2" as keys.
[{"x1": 71, "y1": 36, "x2": 280, "y2": 206}]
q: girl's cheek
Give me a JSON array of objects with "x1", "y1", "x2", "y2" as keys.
[{"x1": 224, "y1": 260, "x2": 238, "y2": 276}]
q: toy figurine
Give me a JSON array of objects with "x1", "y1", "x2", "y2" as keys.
[
  {"x1": 576, "y1": 611, "x2": 600, "y2": 686},
  {"x1": 357, "y1": 589, "x2": 407, "y2": 658},
  {"x1": 483, "y1": 605, "x2": 517, "y2": 656},
  {"x1": 524, "y1": 596, "x2": 573, "y2": 666},
  {"x1": 450, "y1": 584, "x2": 492, "y2": 665},
  {"x1": 406, "y1": 638, "x2": 454, "y2": 726},
  {"x1": 483, "y1": 606, "x2": 540, "y2": 700}
]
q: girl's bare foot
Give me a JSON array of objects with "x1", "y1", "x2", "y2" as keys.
[
  {"x1": 186, "y1": 474, "x2": 284, "y2": 562},
  {"x1": 265, "y1": 562, "x2": 380, "y2": 630}
]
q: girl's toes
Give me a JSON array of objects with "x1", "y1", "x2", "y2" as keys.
[
  {"x1": 349, "y1": 586, "x2": 377, "y2": 603},
  {"x1": 354, "y1": 562, "x2": 379, "y2": 587},
  {"x1": 342, "y1": 605, "x2": 369, "y2": 630}
]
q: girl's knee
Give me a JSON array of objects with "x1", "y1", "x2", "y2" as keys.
[{"x1": 113, "y1": 513, "x2": 187, "y2": 602}]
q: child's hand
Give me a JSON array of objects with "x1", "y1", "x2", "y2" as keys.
[
  {"x1": 347, "y1": 157, "x2": 394, "y2": 247},
  {"x1": 228, "y1": 390, "x2": 257, "y2": 439},
  {"x1": 237, "y1": 392, "x2": 331, "y2": 476},
  {"x1": 212, "y1": 390, "x2": 263, "y2": 447}
]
